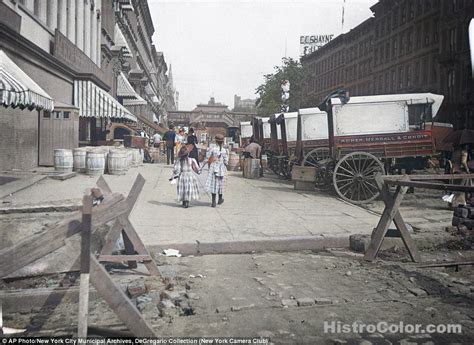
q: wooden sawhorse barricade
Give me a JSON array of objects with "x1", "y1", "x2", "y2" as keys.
[
  {"x1": 364, "y1": 173, "x2": 474, "y2": 263},
  {"x1": 0, "y1": 174, "x2": 160, "y2": 337}
]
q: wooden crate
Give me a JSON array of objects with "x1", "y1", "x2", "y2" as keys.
[
  {"x1": 294, "y1": 181, "x2": 315, "y2": 191},
  {"x1": 291, "y1": 166, "x2": 316, "y2": 182},
  {"x1": 124, "y1": 135, "x2": 147, "y2": 149}
]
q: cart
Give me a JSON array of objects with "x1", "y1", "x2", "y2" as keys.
[
  {"x1": 311, "y1": 90, "x2": 452, "y2": 204},
  {"x1": 295, "y1": 107, "x2": 330, "y2": 167}
]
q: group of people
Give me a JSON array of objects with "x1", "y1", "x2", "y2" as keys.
[
  {"x1": 161, "y1": 126, "x2": 200, "y2": 165},
  {"x1": 169, "y1": 130, "x2": 228, "y2": 208}
]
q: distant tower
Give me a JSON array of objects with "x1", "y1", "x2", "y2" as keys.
[{"x1": 175, "y1": 91, "x2": 179, "y2": 110}]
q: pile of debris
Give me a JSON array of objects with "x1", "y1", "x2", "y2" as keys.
[{"x1": 451, "y1": 202, "x2": 474, "y2": 249}]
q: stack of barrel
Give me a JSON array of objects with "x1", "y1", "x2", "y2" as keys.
[
  {"x1": 54, "y1": 147, "x2": 144, "y2": 176},
  {"x1": 452, "y1": 203, "x2": 474, "y2": 229}
]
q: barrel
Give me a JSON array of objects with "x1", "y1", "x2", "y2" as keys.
[
  {"x1": 228, "y1": 152, "x2": 240, "y2": 171},
  {"x1": 108, "y1": 150, "x2": 128, "y2": 175},
  {"x1": 54, "y1": 149, "x2": 73, "y2": 172},
  {"x1": 73, "y1": 148, "x2": 87, "y2": 172},
  {"x1": 86, "y1": 151, "x2": 105, "y2": 175},
  {"x1": 131, "y1": 149, "x2": 141, "y2": 167},
  {"x1": 243, "y1": 158, "x2": 260, "y2": 179},
  {"x1": 126, "y1": 149, "x2": 134, "y2": 168}
]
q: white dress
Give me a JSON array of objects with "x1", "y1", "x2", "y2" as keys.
[{"x1": 205, "y1": 145, "x2": 228, "y2": 194}]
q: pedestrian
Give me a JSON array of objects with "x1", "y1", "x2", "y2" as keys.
[
  {"x1": 163, "y1": 126, "x2": 176, "y2": 165},
  {"x1": 152, "y1": 131, "x2": 162, "y2": 148},
  {"x1": 205, "y1": 134, "x2": 228, "y2": 207},
  {"x1": 171, "y1": 146, "x2": 201, "y2": 208},
  {"x1": 451, "y1": 144, "x2": 472, "y2": 207},
  {"x1": 175, "y1": 128, "x2": 185, "y2": 158},
  {"x1": 186, "y1": 128, "x2": 199, "y2": 163},
  {"x1": 243, "y1": 136, "x2": 262, "y2": 159}
]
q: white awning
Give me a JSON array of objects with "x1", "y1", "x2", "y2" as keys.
[
  {"x1": 0, "y1": 50, "x2": 54, "y2": 111},
  {"x1": 74, "y1": 80, "x2": 137, "y2": 122},
  {"x1": 112, "y1": 24, "x2": 132, "y2": 58},
  {"x1": 117, "y1": 72, "x2": 147, "y2": 106}
]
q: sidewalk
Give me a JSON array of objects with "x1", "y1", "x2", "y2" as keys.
[{"x1": 3, "y1": 163, "x2": 380, "y2": 251}]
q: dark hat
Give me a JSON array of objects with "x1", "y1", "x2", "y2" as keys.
[{"x1": 215, "y1": 134, "x2": 224, "y2": 142}]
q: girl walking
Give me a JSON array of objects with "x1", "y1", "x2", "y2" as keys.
[
  {"x1": 172, "y1": 146, "x2": 201, "y2": 208},
  {"x1": 205, "y1": 134, "x2": 228, "y2": 207}
]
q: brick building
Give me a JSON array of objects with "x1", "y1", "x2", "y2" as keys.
[
  {"x1": 0, "y1": 0, "x2": 175, "y2": 170},
  {"x1": 302, "y1": 0, "x2": 474, "y2": 129}
]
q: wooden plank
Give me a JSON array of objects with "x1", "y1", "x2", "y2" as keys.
[
  {"x1": 89, "y1": 255, "x2": 156, "y2": 337},
  {"x1": 78, "y1": 195, "x2": 93, "y2": 338},
  {"x1": 364, "y1": 178, "x2": 407, "y2": 261},
  {"x1": 416, "y1": 261, "x2": 474, "y2": 268},
  {"x1": 125, "y1": 174, "x2": 145, "y2": 211},
  {"x1": 98, "y1": 255, "x2": 153, "y2": 262},
  {"x1": 0, "y1": 193, "x2": 128, "y2": 278},
  {"x1": 377, "y1": 176, "x2": 421, "y2": 262},
  {"x1": 386, "y1": 179, "x2": 474, "y2": 192},
  {"x1": 96, "y1": 176, "x2": 112, "y2": 194}
]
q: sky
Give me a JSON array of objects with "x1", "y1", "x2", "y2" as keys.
[{"x1": 148, "y1": 0, "x2": 378, "y2": 111}]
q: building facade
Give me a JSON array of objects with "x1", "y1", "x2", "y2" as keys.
[
  {"x1": 302, "y1": 0, "x2": 474, "y2": 129},
  {"x1": 0, "y1": 0, "x2": 175, "y2": 170},
  {"x1": 233, "y1": 94, "x2": 257, "y2": 113},
  {"x1": 168, "y1": 98, "x2": 255, "y2": 142}
]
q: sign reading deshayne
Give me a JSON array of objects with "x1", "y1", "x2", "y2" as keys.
[{"x1": 300, "y1": 34, "x2": 334, "y2": 56}]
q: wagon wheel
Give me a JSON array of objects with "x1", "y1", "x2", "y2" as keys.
[
  {"x1": 303, "y1": 147, "x2": 330, "y2": 167},
  {"x1": 333, "y1": 152, "x2": 385, "y2": 204}
]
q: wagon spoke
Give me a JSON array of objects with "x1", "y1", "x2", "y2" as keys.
[{"x1": 335, "y1": 171, "x2": 355, "y2": 178}]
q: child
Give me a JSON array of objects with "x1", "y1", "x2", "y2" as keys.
[{"x1": 172, "y1": 146, "x2": 201, "y2": 208}]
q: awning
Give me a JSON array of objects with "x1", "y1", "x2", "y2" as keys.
[
  {"x1": 112, "y1": 24, "x2": 132, "y2": 58},
  {"x1": 74, "y1": 80, "x2": 137, "y2": 122},
  {"x1": 117, "y1": 72, "x2": 147, "y2": 106},
  {"x1": 0, "y1": 50, "x2": 54, "y2": 111}
]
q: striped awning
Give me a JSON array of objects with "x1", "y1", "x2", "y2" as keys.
[
  {"x1": 112, "y1": 24, "x2": 132, "y2": 58},
  {"x1": 74, "y1": 80, "x2": 137, "y2": 122},
  {"x1": 117, "y1": 72, "x2": 147, "y2": 106},
  {"x1": 0, "y1": 50, "x2": 54, "y2": 111}
]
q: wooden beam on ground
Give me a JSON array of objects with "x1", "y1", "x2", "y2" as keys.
[
  {"x1": 89, "y1": 255, "x2": 156, "y2": 337},
  {"x1": 78, "y1": 195, "x2": 93, "y2": 338},
  {"x1": 382, "y1": 173, "x2": 474, "y2": 181},
  {"x1": 384, "y1": 179, "x2": 474, "y2": 192},
  {"x1": 0, "y1": 193, "x2": 128, "y2": 278},
  {"x1": 416, "y1": 261, "x2": 474, "y2": 268}
]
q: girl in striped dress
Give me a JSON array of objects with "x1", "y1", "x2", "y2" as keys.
[
  {"x1": 205, "y1": 134, "x2": 228, "y2": 207},
  {"x1": 172, "y1": 146, "x2": 201, "y2": 208}
]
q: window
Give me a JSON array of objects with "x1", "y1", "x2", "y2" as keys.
[
  {"x1": 433, "y1": 19, "x2": 439, "y2": 43},
  {"x1": 449, "y1": 27, "x2": 457, "y2": 52},
  {"x1": 63, "y1": 111, "x2": 70, "y2": 119},
  {"x1": 406, "y1": 65, "x2": 411, "y2": 88},
  {"x1": 408, "y1": 104, "x2": 433, "y2": 126},
  {"x1": 54, "y1": 111, "x2": 61, "y2": 119},
  {"x1": 43, "y1": 111, "x2": 51, "y2": 118},
  {"x1": 416, "y1": 25, "x2": 422, "y2": 49},
  {"x1": 407, "y1": 30, "x2": 413, "y2": 53},
  {"x1": 414, "y1": 61, "x2": 420, "y2": 85},
  {"x1": 424, "y1": 21, "x2": 431, "y2": 46},
  {"x1": 431, "y1": 56, "x2": 438, "y2": 84},
  {"x1": 392, "y1": 39, "x2": 398, "y2": 59},
  {"x1": 448, "y1": 70, "x2": 456, "y2": 100},
  {"x1": 399, "y1": 66, "x2": 404, "y2": 89},
  {"x1": 391, "y1": 70, "x2": 396, "y2": 91}
]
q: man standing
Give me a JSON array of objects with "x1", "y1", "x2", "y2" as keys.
[
  {"x1": 163, "y1": 126, "x2": 176, "y2": 165},
  {"x1": 243, "y1": 137, "x2": 262, "y2": 159},
  {"x1": 152, "y1": 131, "x2": 162, "y2": 148}
]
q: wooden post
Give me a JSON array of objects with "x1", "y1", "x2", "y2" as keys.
[{"x1": 78, "y1": 194, "x2": 93, "y2": 338}]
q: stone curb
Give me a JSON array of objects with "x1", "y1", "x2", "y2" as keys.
[{"x1": 150, "y1": 235, "x2": 350, "y2": 256}]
